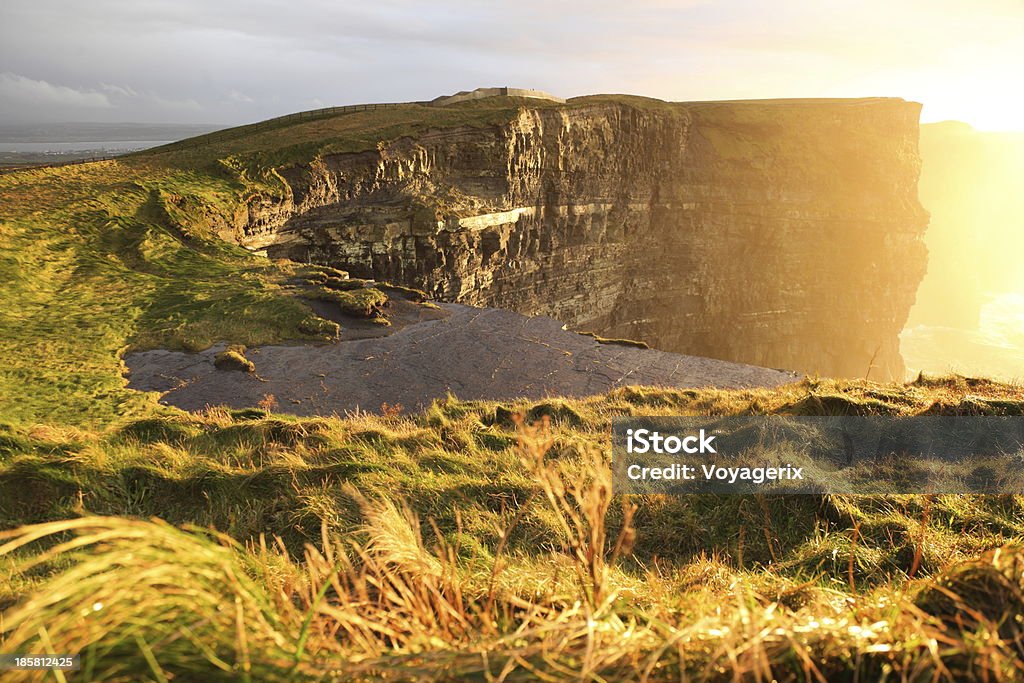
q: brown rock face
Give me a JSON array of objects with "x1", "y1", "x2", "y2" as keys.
[{"x1": 241, "y1": 96, "x2": 928, "y2": 379}]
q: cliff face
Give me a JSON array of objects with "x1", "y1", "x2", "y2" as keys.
[{"x1": 238, "y1": 96, "x2": 928, "y2": 379}]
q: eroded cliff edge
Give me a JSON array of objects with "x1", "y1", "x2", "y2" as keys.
[{"x1": 234, "y1": 96, "x2": 928, "y2": 379}]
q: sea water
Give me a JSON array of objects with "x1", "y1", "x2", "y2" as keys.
[{"x1": 901, "y1": 291, "x2": 1024, "y2": 381}]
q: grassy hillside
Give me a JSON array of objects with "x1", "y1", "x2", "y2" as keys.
[
  {"x1": 2, "y1": 379, "x2": 1024, "y2": 680},
  {"x1": 135, "y1": 99, "x2": 532, "y2": 174},
  {"x1": 0, "y1": 161, "x2": 321, "y2": 425},
  {"x1": 1, "y1": 100, "x2": 1023, "y2": 680},
  {"x1": 0, "y1": 98, "x2": 555, "y2": 427}
]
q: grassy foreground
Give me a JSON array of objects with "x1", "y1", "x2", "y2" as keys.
[{"x1": 2, "y1": 378, "x2": 1024, "y2": 680}]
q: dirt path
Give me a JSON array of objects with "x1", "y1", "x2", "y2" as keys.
[{"x1": 125, "y1": 303, "x2": 798, "y2": 416}]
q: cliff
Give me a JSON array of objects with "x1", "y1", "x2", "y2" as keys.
[{"x1": 225, "y1": 95, "x2": 927, "y2": 379}]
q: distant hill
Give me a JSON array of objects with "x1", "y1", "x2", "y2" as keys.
[
  {"x1": 0, "y1": 121, "x2": 226, "y2": 143},
  {"x1": 0, "y1": 122, "x2": 229, "y2": 167}
]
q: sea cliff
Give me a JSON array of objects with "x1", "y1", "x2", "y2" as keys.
[{"x1": 231, "y1": 96, "x2": 927, "y2": 379}]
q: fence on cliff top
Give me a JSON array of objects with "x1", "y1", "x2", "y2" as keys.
[
  {"x1": 2, "y1": 92, "x2": 557, "y2": 173},
  {"x1": 0, "y1": 155, "x2": 120, "y2": 175},
  {"x1": 0, "y1": 101, "x2": 425, "y2": 174},
  {"x1": 141, "y1": 101, "x2": 424, "y2": 156}
]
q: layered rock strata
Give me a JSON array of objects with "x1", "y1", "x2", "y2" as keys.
[{"x1": 238, "y1": 96, "x2": 928, "y2": 379}]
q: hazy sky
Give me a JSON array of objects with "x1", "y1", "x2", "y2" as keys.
[{"x1": 1, "y1": 0, "x2": 1021, "y2": 129}]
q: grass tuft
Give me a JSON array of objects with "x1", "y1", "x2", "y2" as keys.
[
  {"x1": 297, "y1": 286, "x2": 389, "y2": 318},
  {"x1": 214, "y1": 345, "x2": 256, "y2": 373}
]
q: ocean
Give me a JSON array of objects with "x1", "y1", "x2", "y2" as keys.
[
  {"x1": 1, "y1": 140, "x2": 173, "y2": 154},
  {"x1": 901, "y1": 292, "x2": 1024, "y2": 382}
]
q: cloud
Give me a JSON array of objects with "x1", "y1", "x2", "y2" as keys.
[
  {"x1": 101, "y1": 81, "x2": 200, "y2": 110},
  {"x1": 100, "y1": 82, "x2": 138, "y2": 98},
  {"x1": 0, "y1": 0, "x2": 1021, "y2": 126},
  {"x1": 0, "y1": 72, "x2": 111, "y2": 108},
  {"x1": 141, "y1": 92, "x2": 203, "y2": 112},
  {"x1": 227, "y1": 89, "x2": 255, "y2": 104}
]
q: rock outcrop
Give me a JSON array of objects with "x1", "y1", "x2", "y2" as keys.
[
  {"x1": 126, "y1": 303, "x2": 797, "y2": 416},
  {"x1": 237, "y1": 95, "x2": 928, "y2": 379}
]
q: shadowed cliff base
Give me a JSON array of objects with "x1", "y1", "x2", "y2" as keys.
[{"x1": 125, "y1": 302, "x2": 798, "y2": 415}]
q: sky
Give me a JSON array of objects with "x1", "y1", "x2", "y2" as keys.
[{"x1": 1, "y1": 0, "x2": 1022, "y2": 130}]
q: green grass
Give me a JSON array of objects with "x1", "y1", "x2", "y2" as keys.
[
  {"x1": 297, "y1": 286, "x2": 389, "y2": 318},
  {"x1": 0, "y1": 163, "x2": 334, "y2": 426},
  {"x1": 130, "y1": 98, "x2": 535, "y2": 175},
  {"x1": 1, "y1": 381, "x2": 1023, "y2": 679},
  {"x1": 213, "y1": 345, "x2": 256, "y2": 372},
  {"x1": 0, "y1": 376, "x2": 1020, "y2": 552}
]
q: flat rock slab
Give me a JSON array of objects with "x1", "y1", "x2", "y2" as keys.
[{"x1": 125, "y1": 304, "x2": 798, "y2": 416}]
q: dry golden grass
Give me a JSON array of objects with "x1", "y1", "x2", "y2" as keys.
[{"x1": 2, "y1": 407, "x2": 1024, "y2": 681}]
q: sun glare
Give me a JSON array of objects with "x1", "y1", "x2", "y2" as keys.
[{"x1": 903, "y1": 98, "x2": 1024, "y2": 381}]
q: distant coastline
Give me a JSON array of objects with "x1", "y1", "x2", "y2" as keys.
[
  {"x1": 0, "y1": 121, "x2": 226, "y2": 166},
  {"x1": 3, "y1": 140, "x2": 173, "y2": 153}
]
